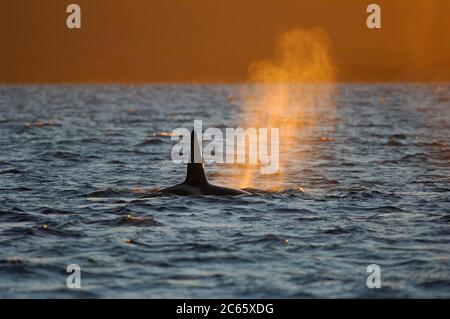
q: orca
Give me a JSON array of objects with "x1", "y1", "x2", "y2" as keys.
[{"x1": 161, "y1": 130, "x2": 250, "y2": 196}]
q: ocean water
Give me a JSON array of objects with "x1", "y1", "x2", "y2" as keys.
[{"x1": 0, "y1": 83, "x2": 449, "y2": 298}]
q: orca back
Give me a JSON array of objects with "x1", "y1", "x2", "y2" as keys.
[
  {"x1": 184, "y1": 130, "x2": 208, "y2": 186},
  {"x1": 161, "y1": 129, "x2": 249, "y2": 196}
]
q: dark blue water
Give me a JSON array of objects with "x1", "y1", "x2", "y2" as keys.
[{"x1": 0, "y1": 84, "x2": 449, "y2": 298}]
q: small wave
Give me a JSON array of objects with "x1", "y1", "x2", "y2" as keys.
[
  {"x1": 113, "y1": 214, "x2": 163, "y2": 227},
  {"x1": 416, "y1": 141, "x2": 448, "y2": 148},
  {"x1": 137, "y1": 138, "x2": 165, "y2": 146},
  {"x1": 318, "y1": 137, "x2": 335, "y2": 143},
  {"x1": 107, "y1": 160, "x2": 126, "y2": 164},
  {"x1": 0, "y1": 257, "x2": 32, "y2": 275},
  {"x1": 400, "y1": 153, "x2": 430, "y2": 163},
  {"x1": 0, "y1": 210, "x2": 40, "y2": 223},
  {"x1": 34, "y1": 151, "x2": 85, "y2": 162},
  {"x1": 129, "y1": 187, "x2": 158, "y2": 194},
  {"x1": 0, "y1": 168, "x2": 20, "y2": 174},
  {"x1": 393, "y1": 259, "x2": 429, "y2": 266},
  {"x1": 182, "y1": 243, "x2": 220, "y2": 252},
  {"x1": 238, "y1": 215, "x2": 269, "y2": 222},
  {"x1": 0, "y1": 187, "x2": 32, "y2": 192},
  {"x1": 295, "y1": 216, "x2": 322, "y2": 222},
  {"x1": 235, "y1": 234, "x2": 289, "y2": 246},
  {"x1": 24, "y1": 119, "x2": 62, "y2": 128},
  {"x1": 346, "y1": 189, "x2": 401, "y2": 200},
  {"x1": 272, "y1": 207, "x2": 308, "y2": 214},
  {"x1": 100, "y1": 206, "x2": 131, "y2": 215},
  {"x1": 322, "y1": 226, "x2": 357, "y2": 234},
  {"x1": 30, "y1": 223, "x2": 83, "y2": 238},
  {"x1": 388, "y1": 134, "x2": 407, "y2": 140},
  {"x1": 417, "y1": 279, "x2": 450, "y2": 289},
  {"x1": 436, "y1": 95, "x2": 450, "y2": 103},
  {"x1": 433, "y1": 215, "x2": 450, "y2": 223},
  {"x1": 115, "y1": 148, "x2": 150, "y2": 155},
  {"x1": 243, "y1": 187, "x2": 308, "y2": 197},
  {"x1": 387, "y1": 138, "x2": 404, "y2": 146},
  {"x1": 81, "y1": 206, "x2": 162, "y2": 224},
  {"x1": 39, "y1": 208, "x2": 76, "y2": 215},
  {"x1": 149, "y1": 131, "x2": 176, "y2": 137},
  {"x1": 84, "y1": 188, "x2": 125, "y2": 198},
  {"x1": 2, "y1": 226, "x2": 35, "y2": 236}
]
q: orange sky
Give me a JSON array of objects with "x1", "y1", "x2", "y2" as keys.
[{"x1": 1, "y1": 0, "x2": 449, "y2": 82}]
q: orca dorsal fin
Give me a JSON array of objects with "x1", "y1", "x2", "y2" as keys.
[{"x1": 184, "y1": 130, "x2": 208, "y2": 185}]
